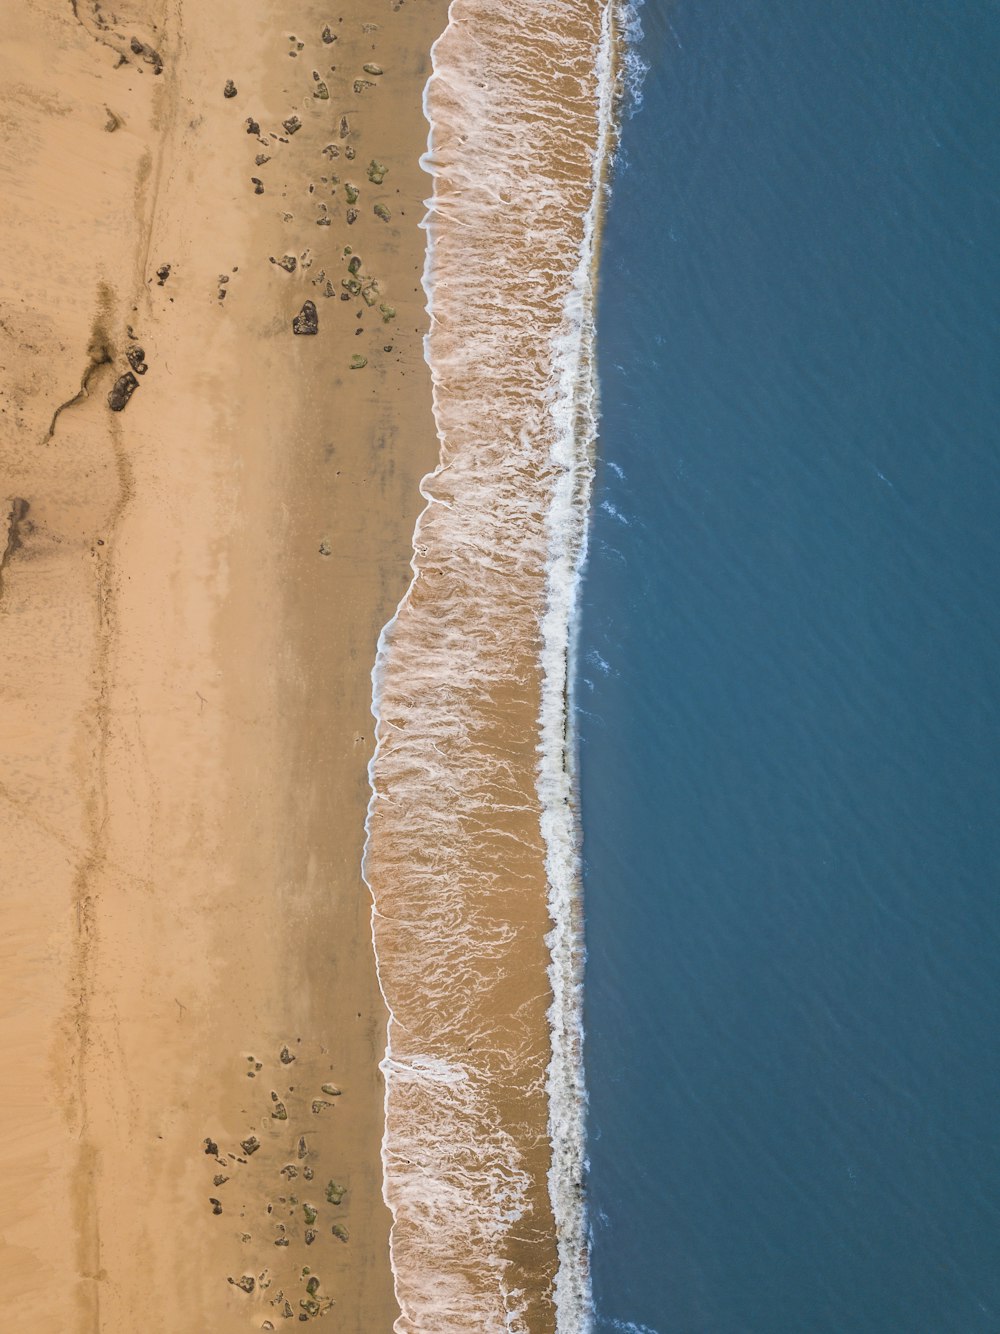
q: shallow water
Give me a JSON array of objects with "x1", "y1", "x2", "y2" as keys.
[
  {"x1": 365, "y1": 1, "x2": 614, "y2": 1327},
  {"x1": 582, "y1": 3, "x2": 1000, "y2": 1330}
]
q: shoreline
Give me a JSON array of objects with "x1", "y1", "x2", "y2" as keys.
[
  {"x1": 1, "y1": 1, "x2": 446, "y2": 1328},
  {"x1": 365, "y1": 1, "x2": 619, "y2": 1327}
]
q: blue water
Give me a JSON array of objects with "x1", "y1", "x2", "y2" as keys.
[{"x1": 580, "y1": 3, "x2": 1000, "y2": 1331}]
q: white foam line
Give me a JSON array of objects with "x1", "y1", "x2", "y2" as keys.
[{"x1": 363, "y1": 1, "x2": 625, "y2": 1328}]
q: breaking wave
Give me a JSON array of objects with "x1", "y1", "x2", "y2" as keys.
[{"x1": 364, "y1": 0, "x2": 623, "y2": 1328}]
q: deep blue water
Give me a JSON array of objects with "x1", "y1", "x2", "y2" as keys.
[{"x1": 580, "y1": 3, "x2": 1000, "y2": 1331}]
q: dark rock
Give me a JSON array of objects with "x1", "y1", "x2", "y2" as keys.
[
  {"x1": 129, "y1": 36, "x2": 163, "y2": 73},
  {"x1": 282, "y1": 116, "x2": 302, "y2": 135},
  {"x1": 271, "y1": 254, "x2": 296, "y2": 274},
  {"x1": 228, "y1": 1275, "x2": 255, "y2": 1294},
  {"x1": 241, "y1": 1136, "x2": 261, "y2": 1156},
  {"x1": 251, "y1": 177, "x2": 264, "y2": 195},
  {"x1": 292, "y1": 301, "x2": 318, "y2": 336},
  {"x1": 321, "y1": 25, "x2": 336, "y2": 43},
  {"x1": 107, "y1": 372, "x2": 139, "y2": 412},
  {"x1": 223, "y1": 79, "x2": 238, "y2": 98},
  {"x1": 209, "y1": 1198, "x2": 223, "y2": 1215},
  {"x1": 203, "y1": 1138, "x2": 219, "y2": 1156},
  {"x1": 213, "y1": 1174, "x2": 229, "y2": 1186},
  {"x1": 346, "y1": 208, "x2": 358, "y2": 226},
  {"x1": 245, "y1": 117, "x2": 260, "y2": 135},
  {"x1": 156, "y1": 263, "x2": 171, "y2": 285},
  {"x1": 126, "y1": 345, "x2": 147, "y2": 374},
  {"x1": 279, "y1": 1046, "x2": 295, "y2": 1064},
  {"x1": 304, "y1": 1228, "x2": 317, "y2": 1246}
]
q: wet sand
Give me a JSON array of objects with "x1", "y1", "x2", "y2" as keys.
[{"x1": 0, "y1": 0, "x2": 446, "y2": 1328}]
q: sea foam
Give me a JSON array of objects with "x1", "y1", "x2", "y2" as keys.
[{"x1": 364, "y1": 1, "x2": 622, "y2": 1328}]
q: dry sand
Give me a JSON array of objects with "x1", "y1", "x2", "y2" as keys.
[{"x1": 1, "y1": 0, "x2": 447, "y2": 1327}]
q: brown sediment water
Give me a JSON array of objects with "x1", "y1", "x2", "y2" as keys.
[
  {"x1": 0, "y1": 0, "x2": 446, "y2": 1329},
  {"x1": 365, "y1": 0, "x2": 619, "y2": 1329}
]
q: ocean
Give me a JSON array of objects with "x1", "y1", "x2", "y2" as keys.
[{"x1": 581, "y1": 3, "x2": 1000, "y2": 1331}]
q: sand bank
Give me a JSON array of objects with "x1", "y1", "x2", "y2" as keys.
[{"x1": 0, "y1": 0, "x2": 446, "y2": 1328}]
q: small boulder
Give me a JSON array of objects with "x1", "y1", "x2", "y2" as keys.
[
  {"x1": 223, "y1": 79, "x2": 238, "y2": 98},
  {"x1": 292, "y1": 301, "x2": 319, "y2": 335},
  {"x1": 108, "y1": 372, "x2": 138, "y2": 412}
]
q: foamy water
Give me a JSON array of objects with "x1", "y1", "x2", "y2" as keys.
[{"x1": 364, "y1": 1, "x2": 620, "y2": 1328}]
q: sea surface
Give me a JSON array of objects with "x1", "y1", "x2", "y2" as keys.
[{"x1": 581, "y1": 3, "x2": 1000, "y2": 1331}]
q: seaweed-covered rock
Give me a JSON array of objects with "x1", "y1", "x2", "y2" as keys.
[
  {"x1": 346, "y1": 208, "x2": 358, "y2": 226},
  {"x1": 363, "y1": 63, "x2": 383, "y2": 75},
  {"x1": 228, "y1": 1275, "x2": 255, "y2": 1294},
  {"x1": 303, "y1": 1203, "x2": 318, "y2": 1225},
  {"x1": 349, "y1": 355, "x2": 367, "y2": 370},
  {"x1": 282, "y1": 115, "x2": 302, "y2": 135},
  {"x1": 107, "y1": 371, "x2": 138, "y2": 412},
  {"x1": 325, "y1": 1180, "x2": 346, "y2": 1205},
  {"x1": 322, "y1": 25, "x2": 336, "y2": 43},
  {"x1": 271, "y1": 254, "x2": 297, "y2": 273},
  {"x1": 292, "y1": 301, "x2": 319, "y2": 335},
  {"x1": 366, "y1": 160, "x2": 387, "y2": 185},
  {"x1": 280, "y1": 1046, "x2": 296, "y2": 1064},
  {"x1": 313, "y1": 79, "x2": 329, "y2": 100},
  {"x1": 241, "y1": 1136, "x2": 261, "y2": 1156},
  {"x1": 344, "y1": 183, "x2": 359, "y2": 204},
  {"x1": 331, "y1": 1223, "x2": 349, "y2": 1243},
  {"x1": 373, "y1": 203, "x2": 391, "y2": 222}
]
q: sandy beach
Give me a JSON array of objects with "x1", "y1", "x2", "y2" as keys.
[{"x1": 1, "y1": 0, "x2": 447, "y2": 1328}]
